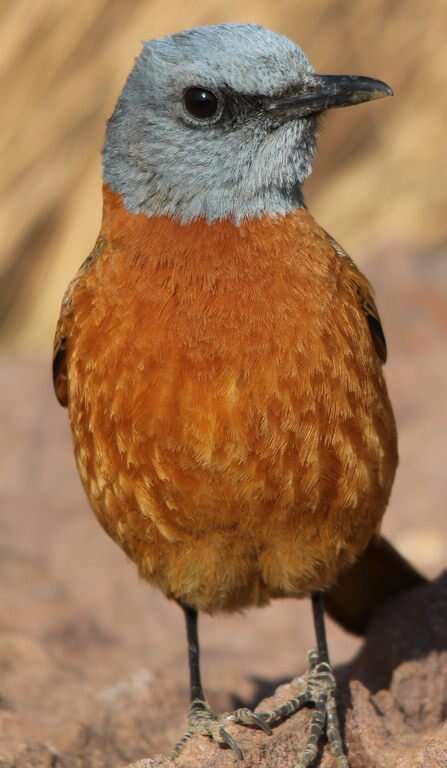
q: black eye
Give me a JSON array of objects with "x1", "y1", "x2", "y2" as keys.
[{"x1": 183, "y1": 87, "x2": 219, "y2": 119}]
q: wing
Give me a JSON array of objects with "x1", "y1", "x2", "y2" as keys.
[
  {"x1": 327, "y1": 232, "x2": 387, "y2": 364},
  {"x1": 53, "y1": 300, "x2": 70, "y2": 407},
  {"x1": 53, "y1": 236, "x2": 105, "y2": 407}
]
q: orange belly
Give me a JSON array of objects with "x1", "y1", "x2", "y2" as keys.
[{"x1": 65, "y1": 188, "x2": 397, "y2": 612}]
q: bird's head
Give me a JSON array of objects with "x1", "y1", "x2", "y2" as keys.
[{"x1": 104, "y1": 24, "x2": 392, "y2": 224}]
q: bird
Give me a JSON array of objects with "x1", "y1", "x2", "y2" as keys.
[{"x1": 53, "y1": 23, "x2": 426, "y2": 767}]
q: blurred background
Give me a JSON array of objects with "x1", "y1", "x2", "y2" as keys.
[{"x1": 1, "y1": 1, "x2": 446, "y2": 765}]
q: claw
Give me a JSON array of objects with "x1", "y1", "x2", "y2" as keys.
[
  {"x1": 219, "y1": 726, "x2": 244, "y2": 760},
  {"x1": 228, "y1": 707, "x2": 273, "y2": 735},
  {"x1": 246, "y1": 712, "x2": 273, "y2": 735}
]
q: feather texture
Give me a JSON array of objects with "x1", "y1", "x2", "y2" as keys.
[{"x1": 54, "y1": 186, "x2": 397, "y2": 613}]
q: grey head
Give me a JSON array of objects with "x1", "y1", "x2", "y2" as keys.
[{"x1": 104, "y1": 24, "x2": 392, "y2": 224}]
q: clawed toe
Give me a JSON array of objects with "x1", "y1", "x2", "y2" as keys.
[
  {"x1": 227, "y1": 706, "x2": 273, "y2": 735},
  {"x1": 218, "y1": 725, "x2": 244, "y2": 760},
  {"x1": 172, "y1": 699, "x2": 246, "y2": 760},
  {"x1": 172, "y1": 699, "x2": 276, "y2": 760},
  {"x1": 255, "y1": 650, "x2": 348, "y2": 768}
]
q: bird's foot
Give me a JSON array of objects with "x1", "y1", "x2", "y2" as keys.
[
  {"x1": 172, "y1": 698, "x2": 272, "y2": 760},
  {"x1": 258, "y1": 649, "x2": 348, "y2": 768}
]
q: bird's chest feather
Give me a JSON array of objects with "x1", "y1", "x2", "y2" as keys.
[{"x1": 65, "y1": 192, "x2": 397, "y2": 606}]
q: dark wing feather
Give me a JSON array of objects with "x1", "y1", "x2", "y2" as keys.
[
  {"x1": 53, "y1": 312, "x2": 70, "y2": 407},
  {"x1": 363, "y1": 296, "x2": 387, "y2": 363},
  {"x1": 326, "y1": 232, "x2": 387, "y2": 365},
  {"x1": 52, "y1": 236, "x2": 105, "y2": 407}
]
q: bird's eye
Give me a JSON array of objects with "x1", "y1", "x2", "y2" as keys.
[{"x1": 183, "y1": 87, "x2": 219, "y2": 119}]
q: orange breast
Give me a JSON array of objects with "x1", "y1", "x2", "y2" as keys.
[{"x1": 65, "y1": 186, "x2": 397, "y2": 612}]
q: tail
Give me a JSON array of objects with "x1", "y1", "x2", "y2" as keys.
[{"x1": 325, "y1": 535, "x2": 427, "y2": 635}]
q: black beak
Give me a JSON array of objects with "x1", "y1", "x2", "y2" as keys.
[{"x1": 265, "y1": 74, "x2": 393, "y2": 119}]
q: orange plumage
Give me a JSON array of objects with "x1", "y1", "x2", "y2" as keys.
[{"x1": 54, "y1": 184, "x2": 397, "y2": 614}]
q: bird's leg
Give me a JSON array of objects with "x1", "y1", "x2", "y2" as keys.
[
  {"x1": 172, "y1": 603, "x2": 271, "y2": 760},
  {"x1": 258, "y1": 592, "x2": 349, "y2": 768}
]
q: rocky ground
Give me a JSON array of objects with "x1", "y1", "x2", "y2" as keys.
[{"x1": 1, "y1": 243, "x2": 446, "y2": 767}]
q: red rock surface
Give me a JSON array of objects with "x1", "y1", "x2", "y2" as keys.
[{"x1": 0, "y1": 243, "x2": 446, "y2": 767}]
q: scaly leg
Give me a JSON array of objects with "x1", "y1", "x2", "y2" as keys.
[
  {"x1": 258, "y1": 592, "x2": 349, "y2": 767},
  {"x1": 172, "y1": 603, "x2": 271, "y2": 760}
]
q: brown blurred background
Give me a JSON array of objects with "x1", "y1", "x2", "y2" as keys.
[{"x1": 1, "y1": 3, "x2": 446, "y2": 765}]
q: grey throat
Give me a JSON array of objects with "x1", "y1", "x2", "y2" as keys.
[{"x1": 103, "y1": 24, "x2": 317, "y2": 224}]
